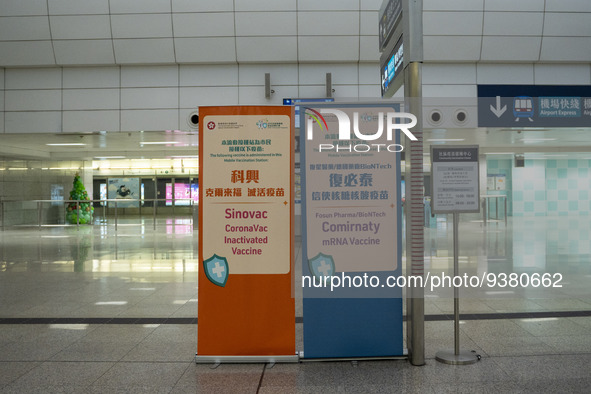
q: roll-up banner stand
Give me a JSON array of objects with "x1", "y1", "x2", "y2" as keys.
[
  {"x1": 300, "y1": 104, "x2": 404, "y2": 359},
  {"x1": 197, "y1": 106, "x2": 297, "y2": 363}
]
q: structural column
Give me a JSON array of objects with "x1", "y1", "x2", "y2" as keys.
[{"x1": 404, "y1": 61, "x2": 425, "y2": 366}]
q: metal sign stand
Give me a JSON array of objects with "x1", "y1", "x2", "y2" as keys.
[
  {"x1": 435, "y1": 212, "x2": 479, "y2": 365},
  {"x1": 430, "y1": 145, "x2": 481, "y2": 365}
]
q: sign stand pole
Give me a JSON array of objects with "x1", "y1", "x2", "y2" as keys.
[
  {"x1": 430, "y1": 145, "x2": 480, "y2": 365},
  {"x1": 435, "y1": 212, "x2": 479, "y2": 365}
]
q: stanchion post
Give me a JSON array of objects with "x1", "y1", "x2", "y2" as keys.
[
  {"x1": 504, "y1": 196, "x2": 508, "y2": 226},
  {"x1": 38, "y1": 201, "x2": 42, "y2": 230},
  {"x1": 435, "y1": 212, "x2": 479, "y2": 365},
  {"x1": 453, "y1": 212, "x2": 460, "y2": 355},
  {"x1": 115, "y1": 201, "x2": 118, "y2": 232},
  {"x1": 153, "y1": 199, "x2": 157, "y2": 230},
  {"x1": 172, "y1": 180, "x2": 175, "y2": 216},
  {"x1": 496, "y1": 196, "x2": 499, "y2": 220},
  {"x1": 76, "y1": 200, "x2": 80, "y2": 230}
]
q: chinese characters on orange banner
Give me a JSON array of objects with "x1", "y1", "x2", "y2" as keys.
[{"x1": 205, "y1": 169, "x2": 285, "y2": 198}]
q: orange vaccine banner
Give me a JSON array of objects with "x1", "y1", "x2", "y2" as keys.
[{"x1": 197, "y1": 106, "x2": 295, "y2": 360}]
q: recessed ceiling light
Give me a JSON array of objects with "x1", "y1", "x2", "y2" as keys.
[
  {"x1": 508, "y1": 127, "x2": 549, "y2": 131},
  {"x1": 94, "y1": 156, "x2": 126, "y2": 159},
  {"x1": 46, "y1": 143, "x2": 87, "y2": 146},
  {"x1": 520, "y1": 138, "x2": 556, "y2": 142},
  {"x1": 140, "y1": 141, "x2": 180, "y2": 145},
  {"x1": 427, "y1": 138, "x2": 465, "y2": 142}
]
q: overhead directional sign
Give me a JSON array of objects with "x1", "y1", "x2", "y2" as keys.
[
  {"x1": 378, "y1": 0, "x2": 402, "y2": 51},
  {"x1": 489, "y1": 96, "x2": 507, "y2": 118},
  {"x1": 380, "y1": 36, "x2": 404, "y2": 98},
  {"x1": 378, "y1": 0, "x2": 404, "y2": 98},
  {"x1": 478, "y1": 85, "x2": 591, "y2": 127}
]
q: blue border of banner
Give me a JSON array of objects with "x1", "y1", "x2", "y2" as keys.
[{"x1": 300, "y1": 103, "x2": 404, "y2": 358}]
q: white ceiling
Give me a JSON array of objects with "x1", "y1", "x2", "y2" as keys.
[
  {"x1": 1, "y1": 0, "x2": 589, "y2": 67},
  {"x1": 0, "y1": 0, "x2": 383, "y2": 67}
]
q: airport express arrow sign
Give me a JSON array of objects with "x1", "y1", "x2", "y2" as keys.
[{"x1": 478, "y1": 85, "x2": 591, "y2": 128}]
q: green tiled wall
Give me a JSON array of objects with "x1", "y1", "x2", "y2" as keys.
[
  {"x1": 512, "y1": 160, "x2": 546, "y2": 217},
  {"x1": 545, "y1": 160, "x2": 591, "y2": 217},
  {"x1": 500, "y1": 158, "x2": 591, "y2": 217}
]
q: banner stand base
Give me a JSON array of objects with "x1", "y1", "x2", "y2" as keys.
[
  {"x1": 299, "y1": 348, "x2": 408, "y2": 362},
  {"x1": 195, "y1": 355, "x2": 299, "y2": 364},
  {"x1": 435, "y1": 349, "x2": 480, "y2": 365},
  {"x1": 300, "y1": 356, "x2": 408, "y2": 363}
]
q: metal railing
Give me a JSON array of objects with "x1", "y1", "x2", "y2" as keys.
[
  {"x1": 0, "y1": 198, "x2": 197, "y2": 231},
  {"x1": 481, "y1": 195, "x2": 508, "y2": 226}
]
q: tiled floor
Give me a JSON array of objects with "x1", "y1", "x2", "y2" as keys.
[{"x1": 0, "y1": 216, "x2": 590, "y2": 393}]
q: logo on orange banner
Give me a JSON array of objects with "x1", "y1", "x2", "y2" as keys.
[{"x1": 203, "y1": 254, "x2": 229, "y2": 287}]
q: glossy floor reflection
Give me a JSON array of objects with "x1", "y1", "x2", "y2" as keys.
[{"x1": 0, "y1": 215, "x2": 590, "y2": 393}]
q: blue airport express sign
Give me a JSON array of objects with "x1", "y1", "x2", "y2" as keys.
[
  {"x1": 477, "y1": 85, "x2": 591, "y2": 128},
  {"x1": 380, "y1": 36, "x2": 403, "y2": 98}
]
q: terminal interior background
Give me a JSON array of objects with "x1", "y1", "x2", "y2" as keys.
[{"x1": 0, "y1": 0, "x2": 590, "y2": 392}]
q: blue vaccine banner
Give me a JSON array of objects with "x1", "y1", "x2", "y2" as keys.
[{"x1": 300, "y1": 104, "x2": 404, "y2": 358}]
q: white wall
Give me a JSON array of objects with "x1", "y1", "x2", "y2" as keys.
[
  {"x1": 422, "y1": 63, "x2": 591, "y2": 98},
  {"x1": 1, "y1": 63, "x2": 382, "y2": 134},
  {"x1": 420, "y1": 62, "x2": 591, "y2": 129},
  {"x1": 2, "y1": 61, "x2": 588, "y2": 134},
  {"x1": 0, "y1": 1, "x2": 589, "y2": 135}
]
